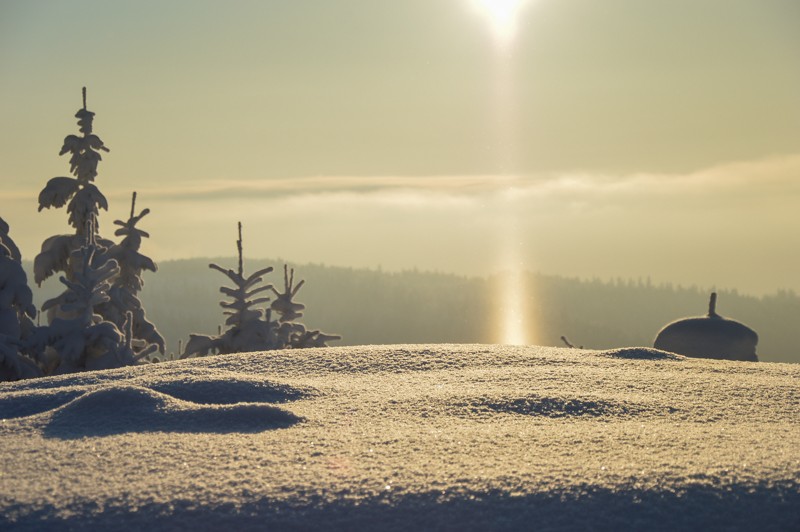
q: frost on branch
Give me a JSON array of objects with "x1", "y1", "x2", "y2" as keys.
[
  {"x1": 34, "y1": 219, "x2": 129, "y2": 374},
  {"x1": 0, "y1": 220, "x2": 42, "y2": 381},
  {"x1": 100, "y1": 192, "x2": 165, "y2": 354},
  {"x1": 117, "y1": 311, "x2": 160, "y2": 364},
  {"x1": 34, "y1": 233, "x2": 116, "y2": 288}
]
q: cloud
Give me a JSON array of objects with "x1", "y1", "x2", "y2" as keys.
[
  {"x1": 87, "y1": 153, "x2": 800, "y2": 207},
  {"x1": 105, "y1": 175, "x2": 520, "y2": 203},
  {"x1": 5, "y1": 153, "x2": 798, "y2": 209}
]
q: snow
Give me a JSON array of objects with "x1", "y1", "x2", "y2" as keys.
[
  {"x1": 44, "y1": 385, "x2": 300, "y2": 438},
  {"x1": 1, "y1": 344, "x2": 798, "y2": 530}
]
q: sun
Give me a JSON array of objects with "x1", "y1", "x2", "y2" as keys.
[{"x1": 471, "y1": 0, "x2": 530, "y2": 46}]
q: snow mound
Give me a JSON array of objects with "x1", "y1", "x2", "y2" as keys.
[
  {"x1": 0, "y1": 388, "x2": 85, "y2": 419},
  {"x1": 7, "y1": 370, "x2": 126, "y2": 392},
  {"x1": 597, "y1": 347, "x2": 685, "y2": 360},
  {"x1": 2, "y1": 344, "x2": 798, "y2": 531},
  {"x1": 43, "y1": 385, "x2": 301, "y2": 438},
  {"x1": 1, "y1": 366, "x2": 316, "y2": 425},
  {"x1": 147, "y1": 376, "x2": 315, "y2": 404},
  {"x1": 457, "y1": 394, "x2": 674, "y2": 420}
]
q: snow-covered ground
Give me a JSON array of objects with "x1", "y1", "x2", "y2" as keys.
[{"x1": 1, "y1": 344, "x2": 798, "y2": 531}]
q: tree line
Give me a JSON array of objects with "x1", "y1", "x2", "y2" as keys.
[{"x1": 27, "y1": 259, "x2": 796, "y2": 364}]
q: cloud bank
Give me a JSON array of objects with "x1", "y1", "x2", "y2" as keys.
[
  {"x1": 103, "y1": 153, "x2": 800, "y2": 205},
  {"x1": 4, "y1": 154, "x2": 799, "y2": 296}
]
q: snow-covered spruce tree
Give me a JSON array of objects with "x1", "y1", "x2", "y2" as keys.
[
  {"x1": 35, "y1": 87, "x2": 115, "y2": 290},
  {"x1": 182, "y1": 223, "x2": 341, "y2": 358},
  {"x1": 0, "y1": 218, "x2": 42, "y2": 380},
  {"x1": 270, "y1": 265, "x2": 341, "y2": 349},
  {"x1": 0, "y1": 217, "x2": 22, "y2": 262},
  {"x1": 183, "y1": 223, "x2": 276, "y2": 357},
  {"x1": 34, "y1": 88, "x2": 163, "y2": 360},
  {"x1": 99, "y1": 192, "x2": 165, "y2": 355},
  {"x1": 34, "y1": 219, "x2": 132, "y2": 374}
]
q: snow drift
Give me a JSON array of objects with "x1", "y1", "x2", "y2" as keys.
[{"x1": 1, "y1": 344, "x2": 798, "y2": 531}]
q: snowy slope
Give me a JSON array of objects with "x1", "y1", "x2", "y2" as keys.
[{"x1": 1, "y1": 344, "x2": 798, "y2": 531}]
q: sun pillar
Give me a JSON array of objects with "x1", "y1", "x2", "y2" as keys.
[{"x1": 471, "y1": 1, "x2": 535, "y2": 345}]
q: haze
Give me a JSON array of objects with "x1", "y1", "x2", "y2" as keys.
[{"x1": 2, "y1": 0, "x2": 799, "y2": 296}]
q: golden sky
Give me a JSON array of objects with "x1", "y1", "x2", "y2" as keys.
[{"x1": 1, "y1": 0, "x2": 799, "y2": 295}]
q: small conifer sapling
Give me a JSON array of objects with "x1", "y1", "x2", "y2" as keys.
[
  {"x1": 271, "y1": 265, "x2": 341, "y2": 348},
  {"x1": 100, "y1": 192, "x2": 165, "y2": 353},
  {"x1": 183, "y1": 223, "x2": 275, "y2": 357}
]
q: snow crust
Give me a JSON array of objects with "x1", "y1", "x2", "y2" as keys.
[{"x1": 1, "y1": 344, "x2": 798, "y2": 530}]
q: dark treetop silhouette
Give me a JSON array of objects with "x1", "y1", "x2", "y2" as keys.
[{"x1": 654, "y1": 292, "x2": 759, "y2": 362}]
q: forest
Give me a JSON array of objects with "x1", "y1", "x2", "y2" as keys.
[{"x1": 26, "y1": 259, "x2": 800, "y2": 364}]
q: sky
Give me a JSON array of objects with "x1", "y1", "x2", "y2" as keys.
[{"x1": 1, "y1": 0, "x2": 799, "y2": 296}]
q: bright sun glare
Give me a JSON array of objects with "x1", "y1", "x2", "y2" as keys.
[{"x1": 471, "y1": 0, "x2": 530, "y2": 46}]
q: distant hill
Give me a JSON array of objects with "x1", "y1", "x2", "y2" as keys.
[{"x1": 25, "y1": 258, "x2": 799, "y2": 363}]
